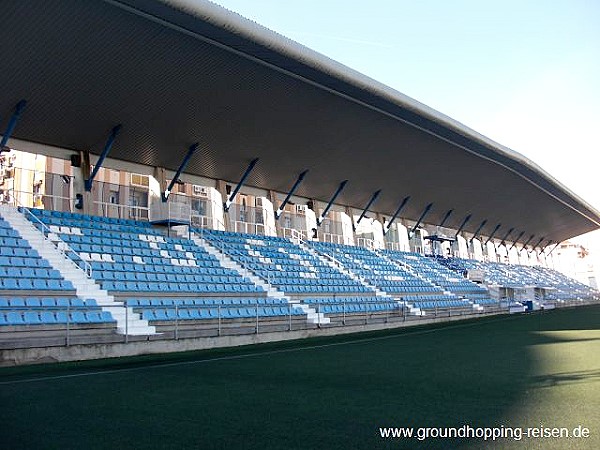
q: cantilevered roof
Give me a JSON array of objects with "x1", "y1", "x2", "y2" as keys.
[{"x1": 1, "y1": 0, "x2": 599, "y2": 244}]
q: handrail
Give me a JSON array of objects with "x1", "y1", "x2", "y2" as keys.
[
  {"x1": 94, "y1": 200, "x2": 149, "y2": 221},
  {"x1": 356, "y1": 237, "x2": 375, "y2": 250},
  {"x1": 17, "y1": 204, "x2": 92, "y2": 278},
  {"x1": 190, "y1": 227, "x2": 273, "y2": 291}
]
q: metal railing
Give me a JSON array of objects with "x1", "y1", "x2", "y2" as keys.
[
  {"x1": 321, "y1": 233, "x2": 344, "y2": 245},
  {"x1": 1, "y1": 190, "x2": 72, "y2": 211},
  {"x1": 384, "y1": 241, "x2": 403, "y2": 252},
  {"x1": 1, "y1": 295, "x2": 565, "y2": 350},
  {"x1": 16, "y1": 202, "x2": 92, "y2": 278},
  {"x1": 94, "y1": 200, "x2": 149, "y2": 221},
  {"x1": 356, "y1": 237, "x2": 375, "y2": 250},
  {"x1": 192, "y1": 226, "x2": 275, "y2": 292},
  {"x1": 281, "y1": 227, "x2": 307, "y2": 242}
]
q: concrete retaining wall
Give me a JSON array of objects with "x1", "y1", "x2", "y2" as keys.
[{"x1": 0, "y1": 312, "x2": 501, "y2": 367}]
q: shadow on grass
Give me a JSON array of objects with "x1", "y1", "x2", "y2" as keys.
[{"x1": 529, "y1": 368, "x2": 600, "y2": 388}]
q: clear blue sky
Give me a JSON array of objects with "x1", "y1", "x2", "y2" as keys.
[{"x1": 212, "y1": 0, "x2": 600, "y2": 242}]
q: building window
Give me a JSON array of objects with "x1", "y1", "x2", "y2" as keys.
[
  {"x1": 130, "y1": 173, "x2": 149, "y2": 187},
  {"x1": 109, "y1": 190, "x2": 119, "y2": 205},
  {"x1": 192, "y1": 198, "x2": 207, "y2": 216}
]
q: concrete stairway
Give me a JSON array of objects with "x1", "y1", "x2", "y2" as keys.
[
  {"x1": 300, "y1": 241, "x2": 389, "y2": 298},
  {"x1": 185, "y1": 230, "x2": 329, "y2": 325},
  {"x1": 0, "y1": 205, "x2": 155, "y2": 335}
]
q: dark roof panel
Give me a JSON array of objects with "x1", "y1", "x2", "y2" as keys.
[{"x1": 0, "y1": 0, "x2": 598, "y2": 243}]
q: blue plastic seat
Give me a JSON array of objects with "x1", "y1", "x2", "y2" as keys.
[
  {"x1": 24, "y1": 311, "x2": 42, "y2": 324},
  {"x1": 152, "y1": 309, "x2": 166, "y2": 320},
  {"x1": 188, "y1": 309, "x2": 201, "y2": 319},
  {"x1": 40, "y1": 311, "x2": 58, "y2": 324},
  {"x1": 70, "y1": 311, "x2": 88, "y2": 323},
  {"x1": 85, "y1": 312, "x2": 104, "y2": 323},
  {"x1": 177, "y1": 309, "x2": 191, "y2": 320},
  {"x1": 24, "y1": 297, "x2": 41, "y2": 307},
  {"x1": 141, "y1": 310, "x2": 154, "y2": 321},
  {"x1": 53, "y1": 311, "x2": 68, "y2": 323},
  {"x1": 1, "y1": 279, "x2": 18, "y2": 290},
  {"x1": 32, "y1": 279, "x2": 48, "y2": 290},
  {"x1": 6, "y1": 311, "x2": 24, "y2": 325}
]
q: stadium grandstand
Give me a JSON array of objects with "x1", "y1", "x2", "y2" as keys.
[{"x1": 0, "y1": 0, "x2": 599, "y2": 367}]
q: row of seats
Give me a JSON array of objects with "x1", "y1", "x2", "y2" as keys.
[
  {"x1": 414, "y1": 300, "x2": 472, "y2": 309},
  {"x1": 309, "y1": 241, "x2": 453, "y2": 300},
  {"x1": 28, "y1": 209, "x2": 262, "y2": 295},
  {"x1": 101, "y1": 281, "x2": 263, "y2": 293},
  {"x1": 0, "y1": 297, "x2": 98, "y2": 308},
  {"x1": 317, "y1": 303, "x2": 398, "y2": 314},
  {"x1": 125, "y1": 297, "x2": 288, "y2": 306},
  {"x1": 98, "y1": 272, "x2": 248, "y2": 284},
  {"x1": 200, "y1": 229, "x2": 370, "y2": 295},
  {"x1": 0, "y1": 256, "x2": 51, "y2": 268},
  {"x1": 90, "y1": 262, "x2": 223, "y2": 274},
  {"x1": 0, "y1": 310, "x2": 115, "y2": 325},
  {"x1": 30, "y1": 207, "x2": 151, "y2": 227},
  {"x1": 302, "y1": 296, "x2": 395, "y2": 304},
  {"x1": 141, "y1": 306, "x2": 305, "y2": 321},
  {"x1": 0, "y1": 237, "x2": 30, "y2": 248},
  {"x1": 0, "y1": 279, "x2": 74, "y2": 291},
  {"x1": 0, "y1": 268, "x2": 62, "y2": 279}
]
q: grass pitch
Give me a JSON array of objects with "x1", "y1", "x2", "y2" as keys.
[{"x1": 1, "y1": 305, "x2": 599, "y2": 449}]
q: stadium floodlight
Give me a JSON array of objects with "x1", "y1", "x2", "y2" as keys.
[
  {"x1": 0, "y1": 99, "x2": 27, "y2": 153},
  {"x1": 275, "y1": 170, "x2": 309, "y2": 220}
]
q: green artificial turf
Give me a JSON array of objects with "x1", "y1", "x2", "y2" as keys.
[{"x1": 1, "y1": 305, "x2": 599, "y2": 450}]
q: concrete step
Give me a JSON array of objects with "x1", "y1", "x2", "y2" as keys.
[
  {"x1": 0, "y1": 205, "x2": 156, "y2": 336},
  {"x1": 301, "y1": 241, "x2": 386, "y2": 297}
]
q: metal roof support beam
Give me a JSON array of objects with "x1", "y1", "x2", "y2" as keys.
[
  {"x1": 162, "y1": 143, "x2": 199, "y2": 202},
  {"x1": 470, "y1": 220, "x2": 488, "y2": 243},
  {"x1": 85, "y1": 125, "x2": 121, "y2": 192},
  {"x1": 529, "y1": 237, "x2": 545, "y2": 255},
  {"x1": 438, "y1": 209, "x2": 454, "y2": 228},
  {"x1": 484, "y1": 224, "x2": 502, "y2": 246},
  {"x1": 409, "y1": 203, "x2": 433, "y2": 238},
  {"x1": 317, "y1": 180, "x2": 348, "y2": 226},
  {"x1": 508, "y1": 231, "x2": 525, "y2": 251},
  {"x1": 453, "y1": 213, "x2": 472, "y2": 238},
  {"x1": 0, "y1": 100, "x2": 27, "y2": 152},
  {"x1": 519, "y1": 234, "x2": 535, "y2": 254},
  {"x1": 224, "y1": 158, "x2": 259, "y2": 212},
  {"x1": 354, "y1": 189, "x2": 382, "y2": 230},
  {"x1": 499, "y1": 228, "x2": 515, "y2": 247},
  {"x1": 275, "y1": 170, "x2": 308, "y2": 220},
  {"x1": 384, "y1": 196, "x2": 410, "y2": 235},
  {"x1": 540, "y1": 239, "x2": 553, "y2": 254},
  {"x1": 546, "y1": 242, "x2": 560, "y2": 257}
]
